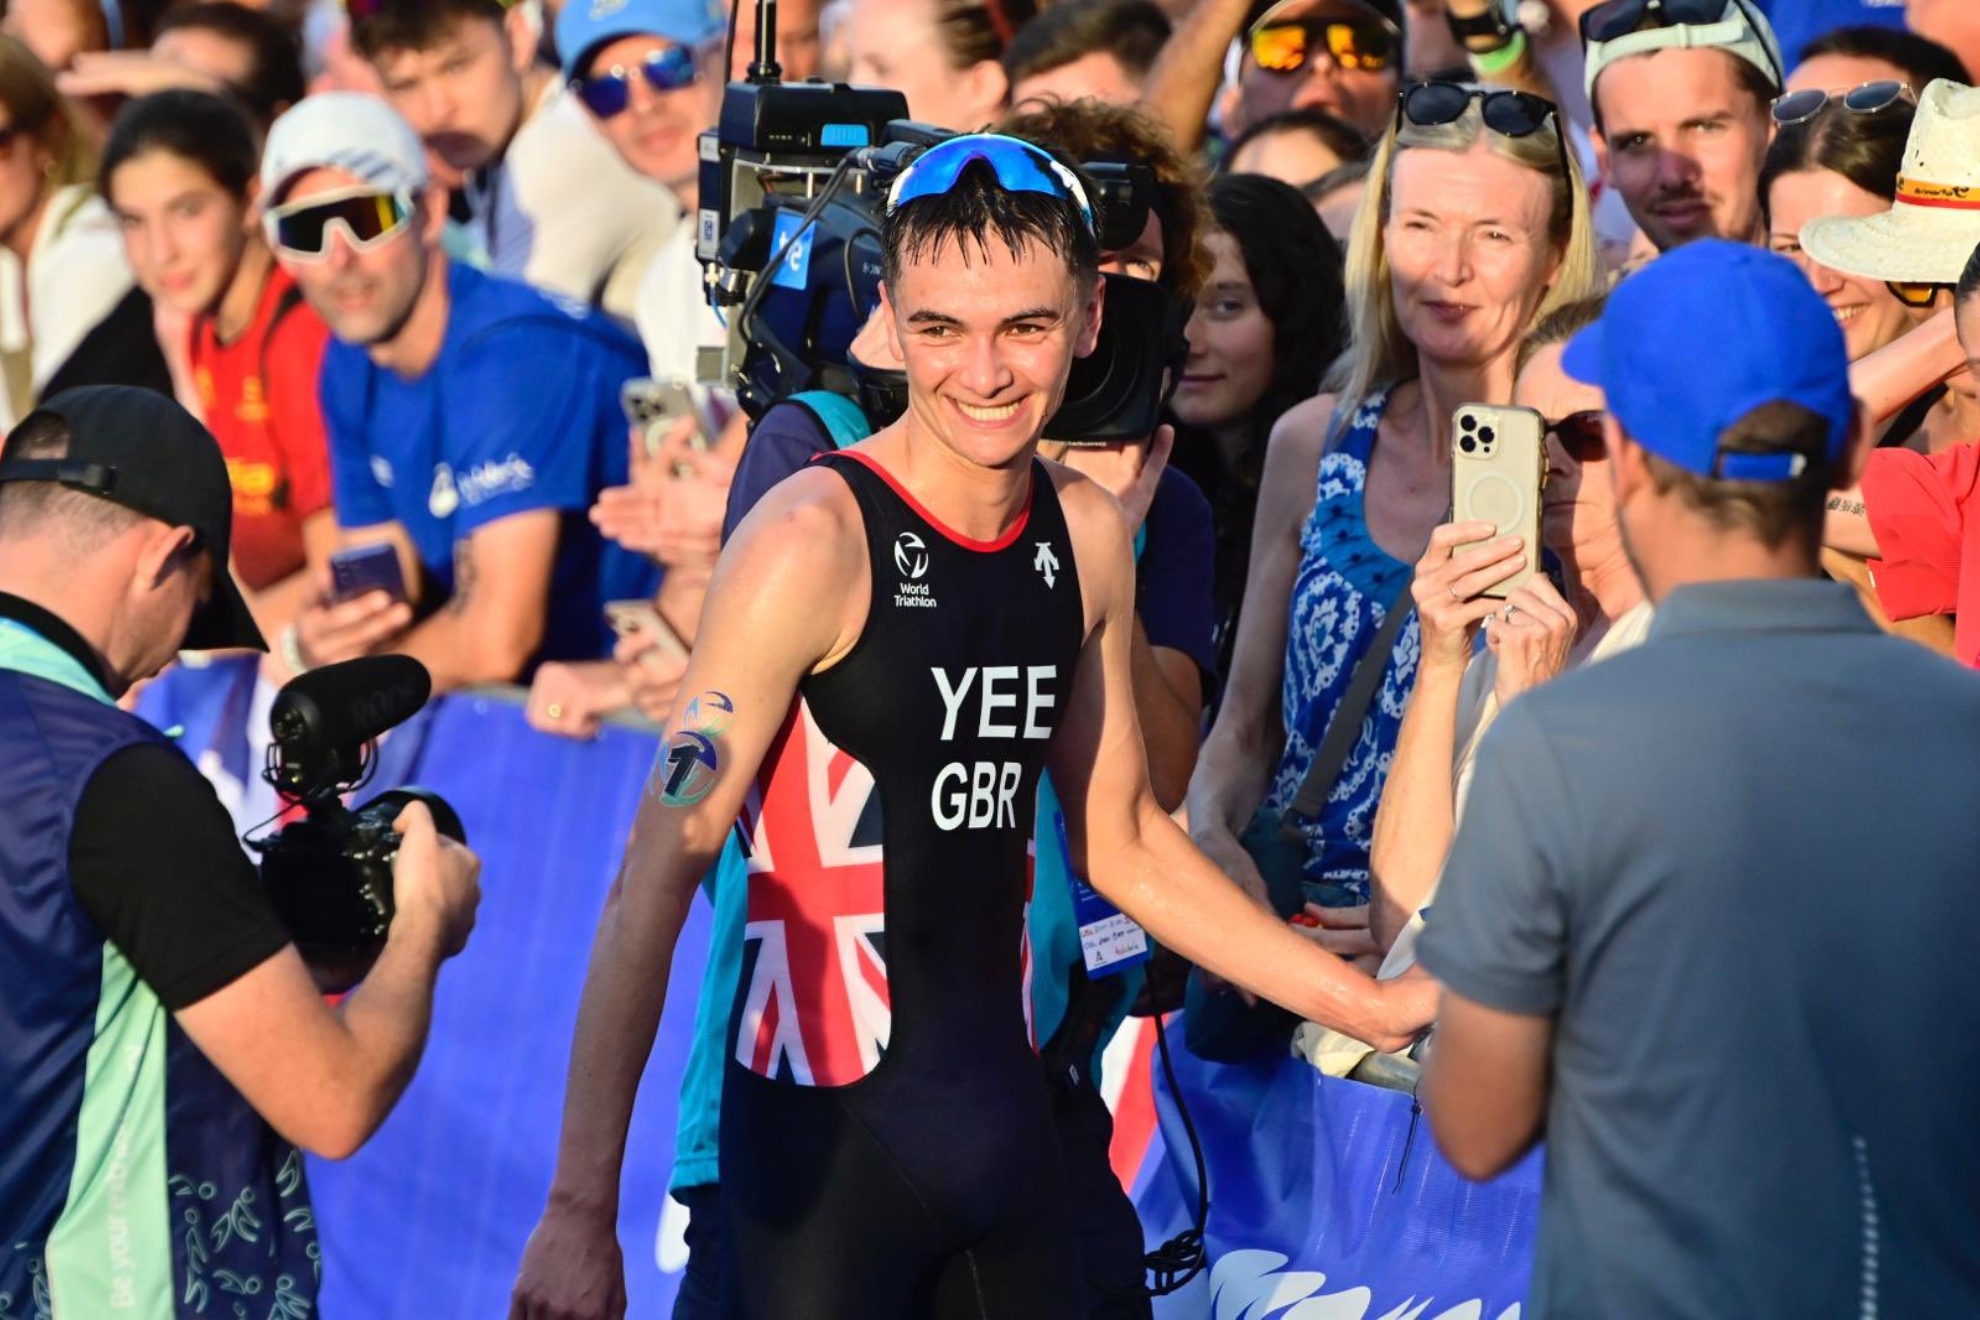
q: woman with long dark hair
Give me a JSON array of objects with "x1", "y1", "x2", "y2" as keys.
[{"x1": 1168, "y1": 171, "x2": 1347, "y2": 684}]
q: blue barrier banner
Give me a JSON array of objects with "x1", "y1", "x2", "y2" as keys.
[
  {"x1": 1132, "y1": 1044, "x2": 1540, "y2": 1320},
  {"x1": 142, "y1": 662, "x2": 700, "y2": 1316}
]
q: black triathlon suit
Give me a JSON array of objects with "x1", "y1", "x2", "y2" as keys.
[{"x1": 718, "y1": 450, "x2": 1089, "y2": 1318}]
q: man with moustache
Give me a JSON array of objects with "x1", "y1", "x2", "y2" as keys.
[
  {"x1": 1583, "y1": 0, "x2": 1783, "y2": 251},
  {"x1": 265, "y1": 94, "x2": 659, "y2": 690}
]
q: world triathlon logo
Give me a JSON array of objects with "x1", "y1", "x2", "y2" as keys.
[
  {"x1": 892, "y1": 532, "x2": 936, "y2": 608},
  {"x1": 893, "y1": 532, "x2": 930, "y2": 580}
]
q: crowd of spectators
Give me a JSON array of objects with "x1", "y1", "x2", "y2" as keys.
[{"x1": 6, "y1": 0, "x2": 1980, "y2": 1312}]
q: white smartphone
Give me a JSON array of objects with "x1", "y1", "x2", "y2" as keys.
[
  {"x1": 605, "y1": 599, "x2": 689, "y2": 669},
  {"x1": 1451, "y1": 402, "x2": 1545, "y2": 600},
  {"x1": 620, "y1": 377, "x2": 722, "y2": 472}
]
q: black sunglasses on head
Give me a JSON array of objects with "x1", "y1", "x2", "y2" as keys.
[{"x1": 1397, "y1": 81, "x2": 1571, "y2": 181}]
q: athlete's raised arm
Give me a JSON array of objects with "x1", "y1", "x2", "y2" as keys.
[
  {"x1": 512, "y1": 466, "x2": 870, "y2": 1320},
  {"x1": 1044, "y1": 469, "x2": 1434, "y2": 1055}
]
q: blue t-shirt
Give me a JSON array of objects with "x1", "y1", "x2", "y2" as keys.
[
  {"x1": 319, "y1": 262, "x2": 660, "y2": 663},
  {"x1": 1751, "y1": 0, "x2": 1906, "y2": 70}
]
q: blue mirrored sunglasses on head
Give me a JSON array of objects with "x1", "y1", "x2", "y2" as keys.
[
  {"x1": 573, "y1": 44, "x2": 698, "y2": 119},
  {"x1": 885, "y1": 134, "x2": 1096, "y2": 234}
]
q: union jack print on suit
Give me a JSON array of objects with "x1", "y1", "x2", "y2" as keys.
[{"x1": 733, "y1": 698, "x2": 887, "y2": 1086}]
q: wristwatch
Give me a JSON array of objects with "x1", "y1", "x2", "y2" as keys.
[{"x1": 1446, "y1": 0, "x2": 1521, "y2": 54}]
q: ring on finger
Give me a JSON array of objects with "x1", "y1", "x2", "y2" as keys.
[
  {"x1": 1503, "y1": 603, "x2": 1520, "y2": 623},
  {"x1": 546, "y1": 702, "x2": 564, "y2": 720},
  {"x1": 1447, "y1": 584, "x2": 1462, "y2": 602}
]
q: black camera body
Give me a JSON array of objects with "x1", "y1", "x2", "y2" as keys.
[
  {"x1": 258, "y1": 787, "x2": 464, "y2": 964},
  {"x1": 695, "y1": 31, "x2": 1187, "y2": 439},
  {"x1": 249, "y1": 657, "x2": 464, "y2": 972}
]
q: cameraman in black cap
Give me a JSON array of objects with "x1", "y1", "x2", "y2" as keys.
[{"x1": 0, "y1": 386, "x2": 481, "y2": 1315}]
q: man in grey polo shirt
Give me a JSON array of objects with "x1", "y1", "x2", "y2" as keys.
[{"x1": 1416, "y1": 240, "x2": 1980, "y2": 1318}]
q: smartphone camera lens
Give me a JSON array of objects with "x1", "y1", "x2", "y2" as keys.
[
  {"x1": 1459, "y1": 414, "x2": 1476, "y2": 432},
  {"x1": 1479, "y1": 426, "x2": 1496, "y2": 445},
  {"x1": 1459, "y1": 436, "x2": 1477, "y2": 453}
]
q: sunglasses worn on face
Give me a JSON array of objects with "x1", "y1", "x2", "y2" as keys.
[
  {"x1": 1548, "y1": 410, "x2": 1607, "y2": 462},
  {"x1": 1771, "y1": 79, "x2": 1912, "y2": 127},
  {"x1": 1398, "y1": 81, "x2": 1571, "y2": 180},
  {"x1": 266, "y1": 188, "x2": 414, "y2": 260},
  {"x1": 574, "y1": 45, "x2": 698, "y2": 120},
  {"x1": 1250, "y1": 20, "x2": 1397, "y2": 76},
  {"x1": 887, "y1": 133, "x2": 1097, "y2": 234},
  {"x1": 1886, "y1": 280, "x2": 1948, "y2": 308}
]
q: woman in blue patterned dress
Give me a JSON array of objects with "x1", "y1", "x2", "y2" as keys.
[{"x1": 1188, "y1": 85, "x2": 1604, "y2": 958}]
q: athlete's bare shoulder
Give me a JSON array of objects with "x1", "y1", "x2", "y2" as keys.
[
  {"x1": 715, "y1": 461, "x2": 871, "y2": 672},
  {"x1": 1038, "y1": 457, "x2": 1133, "y2": 637}
]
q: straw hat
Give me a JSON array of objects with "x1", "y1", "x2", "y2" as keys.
[{"x1": 1801, "y1": 79, "x2": 1980, "y2": 284}]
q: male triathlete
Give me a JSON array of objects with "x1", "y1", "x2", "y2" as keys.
[{"x1": 510, "y1": 134, "x2": 1434, "y2": 1319}]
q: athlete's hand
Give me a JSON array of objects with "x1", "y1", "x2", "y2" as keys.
[
  {"x1": 510, "y1": 1203, "x2": 626, "y2": 1320},
  {"x1": 1191, "y1": 821, "x2": 1274, "y2": 1003},
  {"x1": 1368, "y1": 964, "x2": 1438, "y2": 1055}
]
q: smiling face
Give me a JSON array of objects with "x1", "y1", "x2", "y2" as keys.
[
  {"x1": 1593, "y1": 47, "x2": 1772, "y2": 251},
  {"x1": 883, "y1": 232, "x2": 1103, "y2": 471},
  {"x1": 1514, "y1": 342, "x2": 1612, "y2": 558},
  {"x1": 1383, "y1": 139, "x2": 1561, "y2": 375},
  {"x1": 577, "y1": 34, "x2": 717, "y2": 193},
  {"x1": 107, "y1": 150, "x2": 254, "y2": 318},
  {"x1": 370, "y1": 15, "x2": 525, "y2": 175},
  {"x1": 1767, "y1": 170, "x2": 1914, "y2": 364},
  {"x1": 1173, "y1": 231, "x2": 1276, "y2": 434}
]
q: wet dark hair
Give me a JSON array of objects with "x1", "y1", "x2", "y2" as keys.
[
  {"x1": 881, "y1": 153, "x2": 1101, "y2": 293},
  {"x1": 99, "y1": 89, "x2": 261, "y2": 203},
  {"x1": 352, "y1": 0, "x2": 506, "y2": 61},
  {"x1": 1758, "y1": 94, "x2": 1913, "y2": 220},
  {"x1": 996, "y1": 97, "x2": 1211, "y2": 299},
  {"x1": 1001, "y1": 0, "x2": 1169, "y2": 86},
  {"x1": 1205, "y1": 172, "x2": 1346, "y2": 442},
  {"x1": 1797, "y1": 24, "x2": 1970, "y2": 88},
  {"x1": 155, "y1": 3, "x2": 304, "y2": 128}
]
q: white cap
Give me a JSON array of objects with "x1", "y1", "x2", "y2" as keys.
[
  {"x1": 260, "y1": 93, "x2": 429, "y2": 204},
  {"x1": 1582, "y1": 0, "x2": 1782, "y2": 101},
  {"x1": 1801, "y1": 79, "x2": 1980, "y2": 285}
]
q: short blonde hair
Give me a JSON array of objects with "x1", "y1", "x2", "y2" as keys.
[{"x1": 1326, "y1": 89, "x2": 1602, "y2": 408}]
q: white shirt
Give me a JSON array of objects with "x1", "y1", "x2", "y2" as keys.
[
  {"x1": 632, "y1": 220, "x2": 727, "y2": 385},
  {"x1": 0, "y1": 184, "x2": 133, "y2": 431},
  {"x1": 463, "y1": 80, "x2": 682, "y2": 326}
]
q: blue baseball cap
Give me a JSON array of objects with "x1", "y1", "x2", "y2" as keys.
[
  {"x1": 557, "y1": 0, "x2": 724, "y2": 82},
  {"x1": 1561, "y1": 241, "x2": 1857, "y2": 482}
]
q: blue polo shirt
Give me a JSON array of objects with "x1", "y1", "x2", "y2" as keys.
[{"x1": 319, "y1": 262, "x2": 659, "y2": 662}]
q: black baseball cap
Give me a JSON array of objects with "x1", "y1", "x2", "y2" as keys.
[{"x1": 0, "y1": 386, "x2": 266, "y2": 652}]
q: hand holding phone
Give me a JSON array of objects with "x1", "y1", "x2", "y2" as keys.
[
  {"x1": 328, "y1": 542, "x2": 408, "y2": 605},
  {"x1": 605, "y1": 599, "x2": 688, "y2": 670},
  {"x1": 621, "y1": 377, "x2": 720, "y2": 475},
  {"x1": 1451, "y1": 403, "x2": 1545, "y2": 600}
]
